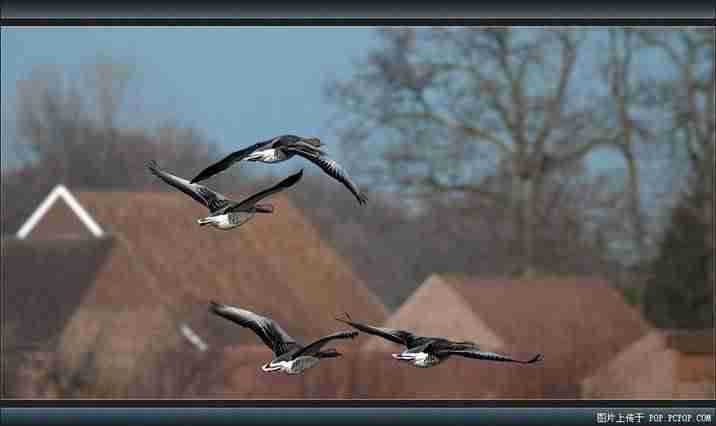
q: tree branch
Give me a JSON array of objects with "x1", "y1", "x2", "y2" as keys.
[
  {"x1": 421, "y1": 174, "x2": 511, "y2": 207},
  {"x1": 534, "y1": 31, "x2": 578, "y2": 151},
  {"x1": 388, "y1": 108, "x2": 512, "y2": 156}
]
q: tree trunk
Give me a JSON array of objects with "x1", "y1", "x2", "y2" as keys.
[
  {"x1": 526, "y1": 173, "x2": 546, "y2": 277},
  {"x1": 622, "y1": 147, "x2": 645, "y2": 254},
  {"x1": 511, "y1": 175, "x2": 526, "y2": 275},
  {"x1": 523, "y1": 177, "x2": 536, "y2": 277}
]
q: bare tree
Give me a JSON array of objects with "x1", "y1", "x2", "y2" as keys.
[
  {"x1": 329, "y1": 28, "x2": 619, "y2": 274},
  {"x1": 286, "y1": 157, "x2": 620, "y2": 308},
  {"x1": 600, "y1": 29, "x2": 652, "y2": 254},
  {"x1": 1, "y1": 56, "x2": 229, "y2": 235},
  {"x1": 634, "y1": 28, "x2": 715, "y2": 294},
  {"x1": 81, "y1": 53, "x2": 137, "y2": 130}
]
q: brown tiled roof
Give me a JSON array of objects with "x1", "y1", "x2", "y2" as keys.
[
  {"x1": 581, "y1": 331, "x2": 677, "y2": 399},
  {"x1": 349, "y1": 274, "x2": 597, "y2": 399},
  {"x1": 64, "y1": 191, "x2": 386, "y2": 341},
  {"x1": 444, "y1": 275, "x2": 650, "y2": 382},
  {"x1": 583, "y1": 329, "x2": 715, "y2": 399},
  {"x1": 1, "y1": 237, "x2": 113, "y2": 349},
  {"x1": 7, "y1": 189, "x2": 387, "y2": 396},
  {"x1": 345, "y1": 274, "x2": 649, "y2": 399}
]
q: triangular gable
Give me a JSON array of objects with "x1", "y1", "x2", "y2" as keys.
[
  {"x1": 364, "y1": 274, "x2": 505, "y2": 352},
  {"x1": 16, "y1": 185, "x2": 104, "y2": 239},
  {"x1": 581, "y1": 331, "x2": 677, "y2": 398}
]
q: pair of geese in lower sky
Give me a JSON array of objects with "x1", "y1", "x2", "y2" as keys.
[
  {"x1": 148, "y1": 134, "x2": 542, "y2": 374},
  {"x1": 210, "y1": 302, "x2": 542, "y2": 375}
]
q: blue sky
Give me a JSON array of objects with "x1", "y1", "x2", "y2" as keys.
[
  {"x1": 0, "y1": 27, "x2": 679, "y2": 198},
  {"x1": 2, "y1": 27, "x2": 686, "y2": 241},
  {"x1": 1, "y1": 28, "x2": 668, "y2": 172},
  {"x1": 1, "y1": 27, "x2": 381, "y2": 170}
]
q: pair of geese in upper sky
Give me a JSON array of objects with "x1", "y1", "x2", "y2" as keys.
[
  {"x1": 148, "y1": 134, "x2": 542, "y2": 374},
  {"x1": 147, "y1": 135, "x2": 367, "y2": 230}
]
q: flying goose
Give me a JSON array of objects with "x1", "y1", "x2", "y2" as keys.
[
  {"x1": 336, "y1": 313, "x2": 542, "y2": 369},
  {"x1": 147, "y1": 160, "x2": 302, "y2": 230},
  {"x1": 189, "y1": 135, "x2": 368, "y2": 205},
  {"x1": 210, "y1": 302, "x2": 359, "y2": 374}
]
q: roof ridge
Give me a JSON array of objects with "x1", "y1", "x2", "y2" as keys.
[
  {"x1": 16, "y1": 185, "x2": 104, "y2": 239},
  {"x1": 365, "y1": 275, "x2": 504, "y2": 350}
]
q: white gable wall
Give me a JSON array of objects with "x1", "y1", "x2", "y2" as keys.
[{"x1": 16, "y1": 185, "x2": 104, "y2": 239}]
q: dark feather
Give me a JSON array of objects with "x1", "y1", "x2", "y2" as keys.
[
  {"x1": 292, "y1": 330, "x2": 358, "y2": 358},
  {"x1": 190, "y1": 141, "x2": 272, "y2": 183},
  {"x1": 335, "y1": 314, "x2": 414, "y2": 347},
  {"x1": 209, "y1": 302, "x2": 298, "y2": 356},
  {"x1": 446, "y1": 348, "x2": 543, "y2": 364},
  {"x1": 290, "y1": 150, "x2": 367, "y2": 205},
  {"x1": 147, "y1": 160, "x2": 231, "y2": 212},
  {"x1": 227, "y1": 169, "x2": 303, "y2": 212}
]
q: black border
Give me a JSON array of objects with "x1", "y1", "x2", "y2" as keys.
[
  {"x1": 1, "y1": 18, "x2": 716, "y2": 25},
  {"x1": 4, "y1": 399, "x2": 716, "y2": 407},
  {"x1": 1, "y1": 7, "x2": 714, "y2": 425},
  {"x1": 0, "y1": 0, "x2": 714, "y2": 19}
]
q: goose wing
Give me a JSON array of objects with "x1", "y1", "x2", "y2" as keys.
[
  {"x1": 190, "y1": 140, "x2": 273, "y2": 184},
  {"x1": 292, "y1": 330, "x2": 359, "y2": 358},
  {"x1": 226, "y1": 169, "x2": 303, "y2": 212},
  {"x1": 444, "y1": 345, "x2": 543, "y2": 364},
  {"x1": 335, "y1": 313, "x2": 416, "y2": 347},
  {"x1": 209, "y1": 302, "x2": 298, "y2": 356},
  {"x1": 147, "y1": 160, "x2": 231, "y2": 212},
  {"x1": 289, "y1": 149, "x2": 368, "y2": 205}
]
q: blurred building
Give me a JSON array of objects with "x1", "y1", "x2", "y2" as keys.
[
  {"x1": 351, "y1": 274, "x2": 650, "y2": 398},
  {"x1": 5, "y1": 185, "x2": 707, "y2": 399},
  {"x1": 582, "y1": 329, "x2": 715, "y2": 399},
  {"x1": 2, "y1": 184, "x2": 387, "y2": 397},
  {"x1": 349, "y1": 275, "x2": 505, "y2": 398}
]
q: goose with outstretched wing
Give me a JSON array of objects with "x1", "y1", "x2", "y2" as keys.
[
  {"x1": 336, "y1": 313, "x2": 542, "y2": 368},
  {"x1": 189, "y1": 135, "x2": 367, "y2": 205},
  {"x1": 210, "y1": 302, "x2": 358, "y2": 374},
  {"x1": 147, "y1": 160, "x2": 302, "y2": 230}
]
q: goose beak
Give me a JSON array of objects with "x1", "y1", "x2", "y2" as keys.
[
  {"x1": 261, "y1": 363, "x2": 281, "y2": 372},
  {"x1": 392, "y1": 353, "x2": 413, "y2": 360}
]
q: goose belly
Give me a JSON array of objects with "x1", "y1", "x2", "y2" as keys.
[
  {"x1": 226, "y1": 212, "x2": 255, "y2": 227},
  {"x1": 208, "y1": 214, "x2": 235, "y2": 230},
  {"x1": 393, "y1": 351, "x2": 444, "y2": 368},
  {"x1": 286, "y1": 356, "x2": 320, "y2": 374},
  {"x1": 414, "y1": 353, "x2": 444, "y2": 368},
  {"x1": 253, "y1": 149, "x2": 287, "y2": 163},
  {"x1": 202, "y1": 213, "x2": 253, "y2": 230}
]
